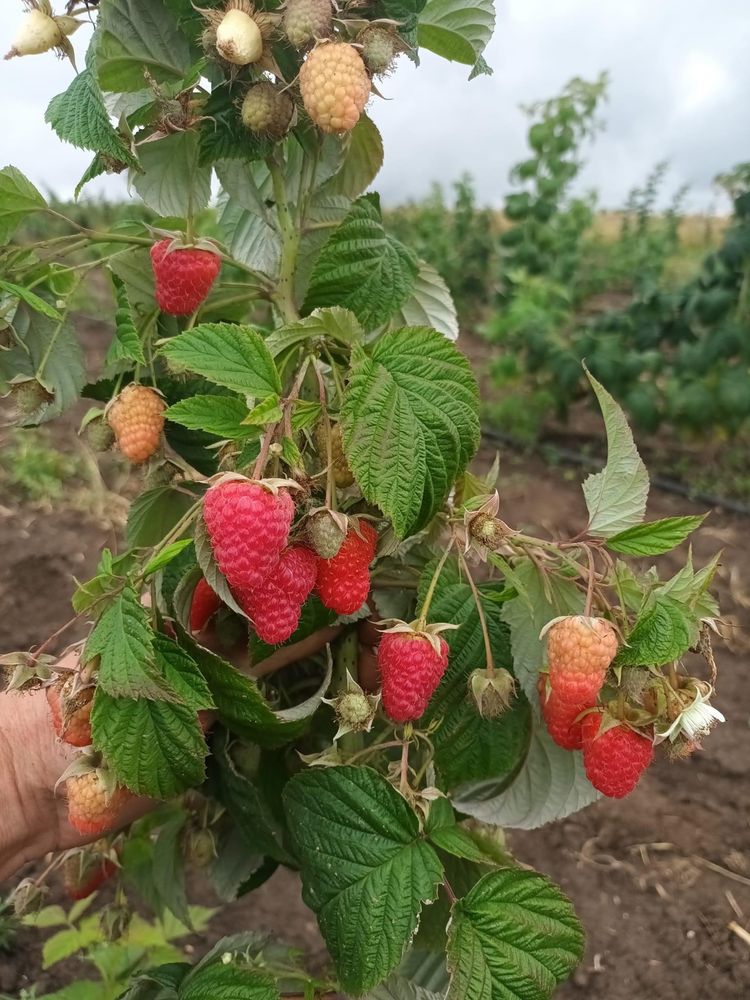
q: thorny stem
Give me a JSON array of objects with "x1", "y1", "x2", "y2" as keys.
[
  {"x1": 399, "y1": 738, "x2": 410, "y2": 796},
  {"x1": 442, "y1": 877, "x2": 458, "y2": 904},
  {"x1": 417, "y1": 541, "x2": 454, "y2": 628},
  {"x1": 268, "y1": 156, "x2": 301, "y2": 323},
  {"x1": 584, "y1": 546, "x2": 596, "y2": 616},
  {"x1": 313, "y1": 361, "x2": 335, "y2": 509},
  {"x1": 458, "y1": 551, "x2": 495, "y2": 676},
  {"x1": 252, "y1": 421, "x2": 280, "y2": 480}
]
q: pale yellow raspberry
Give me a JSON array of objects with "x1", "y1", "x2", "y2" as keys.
[
  {"x1": 299, "y1": 42, "x2": 371, "y2": 134},
  {"x1": 107, "y1": 384, "x2": 165, "y2": 464}
]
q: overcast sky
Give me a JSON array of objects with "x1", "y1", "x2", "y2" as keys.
[{"x1": 1, "y1": 0, "x2": 748, "y2": 211}]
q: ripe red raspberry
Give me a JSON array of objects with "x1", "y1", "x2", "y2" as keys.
[
  {"x1": 150, "y1": 239, "x2": 221, "y2": 316},
  {"x1": 66, "y1": 774, "x2": 133, "y2": 837},
  {"x1": 237, "y1": 545, "x2": 317, "y2": 644},
  {"x1": 107, "y1": 384, "x2": 165, "y2": 464},
  {"x1": 63, "y1": 851, "x2": 117, "y2": 901},
  {"x1": 299, "y1": 42, "x2": 371, "y2": 134},
  {"x1": 190, "y1": 578, "x2": 222, "y2": 632},
  {"x1": 203, "y1": 480, "x2": 295, "y2": 592},
  {"x1": 538, "y1": 681, "x2": 584, "y2": 751},
  {"x1": 546, "y1": 616, "x2": 618, "y2": 705},
  {"x1": 378, "y1": 631, "x2": 449, "y2": 723},
  {"x1": 581, "y1": 712, "x2": 654, "y2": 799},
  {"x1": 46, "y1": 679, "x2": 93, "y2": 748},
  {"x1": 315, "y1": 521, "x2": 377, "y2": 616}
]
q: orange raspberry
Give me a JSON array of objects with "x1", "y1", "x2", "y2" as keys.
[
  {"x1": 546, "y1": 615, "x2": 618, "y2": 705},
  {"x1": 299, "y1": 42, "x2": 370, "y2": 134},
  {"x1": 107, "y1": 384, "x2": 165, "y2": 464},
  {"x1": 66, "y1": 773, "x2": 133, "y2": 837}
]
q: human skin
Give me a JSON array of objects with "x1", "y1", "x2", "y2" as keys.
[{"x1": 0, "y1": 620, "x2": 375, "y2": 882}]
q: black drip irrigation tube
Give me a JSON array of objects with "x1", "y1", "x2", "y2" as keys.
[{"x1": 481, "y1": 425, "x2": 750, "y2": 518}]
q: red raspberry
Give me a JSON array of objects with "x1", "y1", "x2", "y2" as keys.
[
  {"x1": 46, "y1": 679, "x2": 94, "y2": 748},
  {"x1": 66, "y1": 774, "x2": 133, "y2": 837},
  {"x1": 150, "y1": 240, "x2": 221, "y2": 316},
  {"x1": 546, "y1": 616, "x2": 618, "y2": 706},
  {"x1": 239, "y1": 587, "x2": 303, "y2": 645},
  {"x1": 237, "y1": 546, "x2": 317, "y2": 644},
  {"x1": 581, "y1": 712, "x2": 654, "y2": 799},
  {"x1": 315, "y1": 521, "x2": 377, "y2": 616},
  {"x1": 275, "y1": 545, "x2": 318, "y2": 603},
  {"x1": 538, "y1": 681, "x2": 584, "y2": 751},
  {"x1": 63, "y1": 851, "x2": 117, "y2": 901},
  {"x1": 378, "y1": 631, "x2": 449, "y2": 723},
  {"x1": 190, "y1": 578, "x2": 222, "y2": 632},
  {"x1": 107, "y1": 384, "x2": 165, "y2": 464},
  {"x1": 203, "y1": 481, "x2": 295, "y2": 592}
]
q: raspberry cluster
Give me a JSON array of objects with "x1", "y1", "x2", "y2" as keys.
[{"x1": 539, "y1": 615, "x2": 653, "y2": 797}]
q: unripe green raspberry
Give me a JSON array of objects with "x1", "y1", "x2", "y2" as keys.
[
  {"x1": 283, "y1": 0, "x2": 333, "y2": 49},
  {"x1": 241, "y1": 82, "x2": 294, "y2": 140},
  {"x1": 359, "y1": 25, "x2": 399, "y2": 76},
  {"x1": 10, "y1": 379, "x2": 52, "y2": 417},
  {"x1": 306, "y1": 509, "x2": 347, "y2": 559},
  {"x1": 84, "y1": 415, "x2": 115, "y2": 452}
]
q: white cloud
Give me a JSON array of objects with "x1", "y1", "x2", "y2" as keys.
[{"x1": 0, "y1": 1, "x2": 747, "y2": 211}]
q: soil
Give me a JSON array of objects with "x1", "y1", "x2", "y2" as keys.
[{"x1": 1, "y1": 318, "x2": 749, "y2": 999}]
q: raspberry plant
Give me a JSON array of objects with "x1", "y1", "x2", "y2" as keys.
[{"x1": 0, "y1": 2, "x2": 727, "y2": 997}]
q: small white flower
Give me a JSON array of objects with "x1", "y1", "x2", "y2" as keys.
[
  {"x1": 655, "y1": 687, "x2": 725, "y2": 744},
  {"x1": 221, "y1": 952, "x2": 233, "y2": 965}
]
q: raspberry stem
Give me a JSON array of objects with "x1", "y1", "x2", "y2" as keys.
[
  {"x1": 417, "y1": 542, "x2": 454, "y2": 628},
  {"x1": 332, "y1": 630, "x2": 363, "y2": 753},
  {"x1": 268, "y1": 156, "x2": 301, "y2": 323},
  {"x1": 458, "y1": 551, "x2": 495, "y2": 677}
]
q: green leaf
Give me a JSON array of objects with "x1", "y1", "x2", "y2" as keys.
[
  {"x1": 341, "y1": 327, "x2": 480, "y2": 535},
  {"x1": 418, "y1": 0, "x2": 496, "y2": 74},
  {"x1": 160, "y1": 323, "x2": 281, "y2": 397},
  {"x1": 606, "y1": 515, "x2": 707, "y2": 556},
  {"x1": 154, "y1": 635, "x2": 215, "y2": 712},
  {"x1": 242, "y1": 394, "x2": 283, "y2": 427},
  {"x1": 217, "y1": 194, "x2": 281, "y2": 275},
  {"x1": 617, "y1": 597, "x2": 696, "y2": 666},
  {"x1": 134, "y1": 132, "x2": 212, "y2": 217},
  {"x1": 91, "y1": 689, "x2": 207, "y2": 798},
  {"x1": 45, "y1": 69, "x2": 138, "y2": 167},
  {"x1": 96, "y1": 0, "x2": 194, "y2": 92},
  {"x1": 265, "y1": 306, "x2": 364, "y2": 360},
  {"x1": 127, "y1": 484, "x2": 203, "y2": 548},
  {"x1": 321, "y1": 114, "x2": 384, "y2": 200},
  {"x1": 304, "y1": 194, "x2": 419, "y2": 328},
  {"x1": 85, "y1": 588, "x2": 174, "y2": 702},
  {"x1": 110, "y1": 247, "x2": 157, "y2": 312},
  {"x1": 165, "y1": 395, "x2": 252, "y2": 439},
  {"x1": 365, "y1": 977, "x2": 443, "y2": 1000},
  {"x1": 446, "y1": 869, "x2": 584, "y2": 1000},
  {"x1": 390, "y1": 260, "x2": 459, "y2": 342},
  {"x1": 0, "y1": 305, "x2": 85, "y2": 424},
  {"x1": 42, "y1": 923, "x2": 101, "y2": 969},
  {"x1": 107, "y1": 275, "x2": 146, "y2": 365},
  {"x1": 0, "y1": 166, "x2": 47, "y2": 244},
  {"x1": 423, "y1": 583, "x2": 530, "y2": 788},
  {"x1": 143, "y1": 539, "x2": 195, "y2": 577},
  {"x1": 0, "y1": 280, "x2": 61, "y2": 321},
  {"x1": 152, "y1": 812, "x2": 191, "y2": 928},
  {"x1": 582, "y1": 369, "x2": 649, "y2": 538},
  {"x1": 426, "y1": 800, "x2": 499, "y2": 865},
  {"x1": 179, "y1": 963, "x2": 279, "y2": 1000},
  {"x1": 453, "y1": 726, "x2": 598, "y2": 830},
  {"x1": 284, "y1": 766, "x2": 444, "y2": 995},
  {"x1": 211, "y1": 729, "x2": 293, "y2": 865}
]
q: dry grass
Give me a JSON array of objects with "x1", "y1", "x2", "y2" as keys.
[{"x1": 591, "y1": 211, "x2": 729, "y2": 249}]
